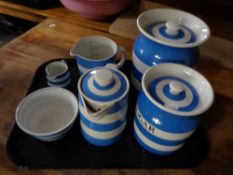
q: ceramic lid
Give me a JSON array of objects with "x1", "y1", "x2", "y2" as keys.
[
  {"x1": 137, "y1": 9, "x2": 210, "y2": 48},
  {"x1": 148, "y1": 21, "x2": 196, "y2": 44},
  {"x1": 142, "y1": 63, "x2": 214, "y2": 116},
  {"x1": 149, "y1": 76, "x2": 199, "y2": 112},
  {"x1": 80, "y1": 67, "x2": 129, "y2": 103}
]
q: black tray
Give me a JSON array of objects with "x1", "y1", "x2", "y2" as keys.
[{"x1": 6, "y1": 59, "x2": 209, "y2": 169}]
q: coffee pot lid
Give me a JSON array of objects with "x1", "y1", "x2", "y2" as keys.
[
  {"x1": 80, "y1": 67, "x2": 129, "y2": 103},
  {"x1": 149, "y1": 76, "x2": 199, "y2": 112},
  {"x1": 148, "y1": 21, "x2": 196, "y2": 44}
]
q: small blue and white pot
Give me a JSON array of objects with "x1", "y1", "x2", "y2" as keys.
[
  {"x1": 134, "y1": 63, "x2": 214, "y2": 155},
  {"x1": 45, "y1": 60, "x2": 71, "y2": 88},
  {"x1": 71, "y1": 36, "x2": 126, "y2": 74},
  {"x1": 77, "y1": 64, "x2": 130, "y2": 146},
  {"x1": 131, "y1": 8, "x2": 210, "y2": 90}
]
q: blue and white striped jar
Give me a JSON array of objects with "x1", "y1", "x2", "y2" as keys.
[
  {"x1": 131, "y1": 9, "x2": 210, "y2": 90},
  {"x1": 77, "y1": 66, "x2": 130, "y2": 146},
  {"x1": 134, "y1": 63, "x2": 214, "y2": 155}
]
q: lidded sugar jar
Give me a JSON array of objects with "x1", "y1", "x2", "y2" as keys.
[
  {"x1": 131, "y1": 8, "x2": 210, "y2": 90},
  {"x1": 134, "y1": 63, "x2": 214, "y2": 155}
]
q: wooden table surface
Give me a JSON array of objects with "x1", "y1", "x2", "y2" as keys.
[
  {"x1": 0, "y1": 1, "x2": 111, "y2": 32},
  {"x1": 0, "y1": 17, "x2": 233, "y2": 175},
  {"x1": 0, "y1": 1, "x2": 233, "y2": 174}
]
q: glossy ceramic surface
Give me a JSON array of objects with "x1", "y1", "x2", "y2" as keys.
[
  {"x1": 131, "y1": 8, "x2": 210, "y2": 90},
  {"x1": 15, "y1": 87, "x2": 79, "y2": 142},
  {"x1": 77, "y1": 66, "x2": 130, "y2": 146},
  {"x1": 134, "y1": 63, "x2": 214, "y2": 155},
  {"x1": 60, "y1": 0, "x2": 131, "y2": 19},
  {"x1": 45, "y1": 60, "x2": 71, "y2": 88},
  {"x1": 70, "y1": 36, "x2": 126, "y2": 74}
]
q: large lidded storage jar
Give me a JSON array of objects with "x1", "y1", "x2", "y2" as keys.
[
  {"x1": 131, "y1": 8, "x2": 210, "y2": 90},
  {"x1": 134, "y1": 63, "x2": 214, "y2": 155}
]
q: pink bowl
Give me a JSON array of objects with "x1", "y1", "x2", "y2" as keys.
[{"x1": 60, "y1": 0, "x2": 132, "y2": 19}]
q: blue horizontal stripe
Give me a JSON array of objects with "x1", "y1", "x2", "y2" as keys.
[
  {"x1": 80, "y1": 111, "x2": 126, "y2": 131},
  {"x1": 81, "y1": 128, "x2": 124, "y2": 146},
  {"x1": 93, "y1": 79, "x2": 115, "y2": 91},
  {"x1": 134, "y1": 130, "x2": 175, "y2": 155},
  {"x1": 47, "y1": 75, "x2": 70, "y2": 85},
  {"x1": 137, "y1": 92, "x2": 200, "y2": 133},
  {"x1": 133, "y1": 34, "x2": 199, "y2": 67},
  {"x1": 75, "y1": 55, "x2": 116, "y2": 69},
  {"x1": 134, "y1": 116, "x2": 185, "y2": 145},
  {"x1": 47, "y1": 78, "x2": 71, "y2": 88},
  {"x1": 131, "y1": 64, "x2": 143, "y2": 81}
]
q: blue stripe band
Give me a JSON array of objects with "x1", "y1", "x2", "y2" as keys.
[
  {"x1": 80, "y1": 111, "x2": 126, "y2": 131},
  {"x1": 81, "y1": 128, "x2": 124, "y2": 146},
  {"x1": 93, "y1": 79, "x2": 115, "y2": 91},
  {"x1": 134, "y1": 116, "x2": 185, "y2": 145},
  {"x1": 75, "y1": 55, "x2": 116, "y2": 69},
  {"x1": 131, "y1": 64, "x2": 143, "y2": 81},
  {"x1": 137, "y1": 92, "x2": 200, "y2": 133},
  {"x1": 134, "y1": 130, "x2": 175, "y2": 155}
]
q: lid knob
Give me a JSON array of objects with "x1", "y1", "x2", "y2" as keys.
[
  {"x1": 166, "y1": 21, "x2": 180, "y2": 36},
  {"x1": 169, "y1": 81, "x2": 184, "y2": 95},
  {"x1": 94, "y1": 68, "x2": 114, "y2": 87}
]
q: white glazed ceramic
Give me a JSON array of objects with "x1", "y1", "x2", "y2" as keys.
[
  {"x1": 45, "y1": 60, "x2": 71, "y2": 88},
  {"x1": 134, "y1": 63, "x2": 214, "y2": 155},
  {"x1": 70, "y1": 36, "x2": 126, "y2": 74},
  {"x1": 77, "y1": 65, "x2": 130, "y2": 146},
  {"x1": 16, "y1": 87, "x2": 79, "y2": 142}
]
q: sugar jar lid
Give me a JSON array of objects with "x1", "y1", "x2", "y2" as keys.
[
  {"x1": 149, "y1": 76, "x2": 199, "y2": 112},
  {"x1": 149, "y1": 21, "x2": 196, "y2": 44},
  {"x1": 79, "y1": 67, "x2": 129, "y2": 103},
  {"x1": 142, "y1": 63, "x2": 214, "y2": 116}
]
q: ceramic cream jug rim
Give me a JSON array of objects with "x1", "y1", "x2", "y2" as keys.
[
  {"x1": 70, "y1": 36, "x2": 117, "y2": 61},
  {"x1": 141, "y1": 63, "x2": 214, "y2": 117},
  {"x1": 137, "y1": 8, "x2": 211, "y2": 48},
  {"x1": 46, "y1": 60, "x2": 68, "y2": 80}
]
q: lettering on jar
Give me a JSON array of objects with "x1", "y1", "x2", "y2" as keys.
[{"x1": 136, "y1": 106, "x2": 157, "y2": 136}]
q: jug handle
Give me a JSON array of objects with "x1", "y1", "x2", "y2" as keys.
[
  {"x1": 116, "y1": 45, "x2": 126, "y2": 69},
  {"x1": 79, "y1": 93, "x2": 113, "y2": 120}
]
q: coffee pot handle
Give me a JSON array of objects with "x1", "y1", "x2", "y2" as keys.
[{"x1": 79, "y1": 93, "x2": 113, "y2": 120}]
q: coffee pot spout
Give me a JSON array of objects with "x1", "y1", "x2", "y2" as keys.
[{"x1": 79, "y1": 93, "x2": 113, "y2": 120}]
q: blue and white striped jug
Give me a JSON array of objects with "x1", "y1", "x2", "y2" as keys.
[
  {"x1": 77, "y1": 65, "x2": 130, "y2": 146},
  {"x1": 134, "y1": 63, "x2": 214, "y2": 155}
]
